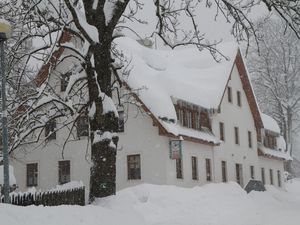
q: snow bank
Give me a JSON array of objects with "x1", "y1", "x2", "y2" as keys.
[{"x1": 2, "y1": 180, "x2": 300, "y2": 225}]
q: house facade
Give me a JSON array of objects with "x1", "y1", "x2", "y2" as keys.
[{"x1": 10, "y1": 37, "x2": 291, "y2": 199}]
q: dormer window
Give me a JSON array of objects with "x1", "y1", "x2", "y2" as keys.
[
  {"x1": 61, "y1": 72, "x2": 71, "y2": 92},
  {"x1": 264, "y1": 131, "x2": 277, "y2": 149},
  {"x1": 174, "y1": 102, "x2": 210, "y2": 131}
]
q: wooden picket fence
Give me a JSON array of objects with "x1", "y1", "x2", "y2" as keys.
[{"x1": 1, "y1": 186, "x2": 85, "y2": 206}]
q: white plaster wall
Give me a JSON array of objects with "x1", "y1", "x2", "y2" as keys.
[
  {"x1": 258, "y1": 157, "x2": 285, "y2": 187},
  {"x1": 211, "y1": 65, "x2": 263, "y2": 187}
]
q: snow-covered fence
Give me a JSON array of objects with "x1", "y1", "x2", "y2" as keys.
[{"x1": 1, "y1": 186, "x2": 85, "y2": 206}]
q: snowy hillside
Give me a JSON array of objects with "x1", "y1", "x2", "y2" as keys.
[{"x1": 1, "y1": 180, "x2": 300, "y2": 225}]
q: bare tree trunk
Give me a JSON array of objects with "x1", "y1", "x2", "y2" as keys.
[{"x1": 87, "y1": 40, "x2": 119, "y2": 202}]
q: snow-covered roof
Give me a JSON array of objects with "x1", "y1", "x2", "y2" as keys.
[
  {"x1": 114, "y1": 38, "x2": 240, "y2": 144},
  {"x1": 258, "y1": 143, "x2": 292, "y2": 161},
  {"x1": 261, "y1": 113, "x2": 280, "y2": 134},
  {"x1": 116, "y1": 37, "x2": 238, "y2": 122}
]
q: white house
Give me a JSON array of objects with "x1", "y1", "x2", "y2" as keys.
[{"x1": 10, "y1": 35, "x2": 291, "y2": 199}]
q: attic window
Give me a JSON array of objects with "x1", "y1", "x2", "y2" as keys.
[
  {"x1": 61, "y1": 72, "x2": 71, "y2": 92},
  {"x1": 77, "y1": 115, "x2": 88, "y2": 137},
  {"x1": 174, "y1": 103, "x2": 210, "y2": 131},
  {"x1": 264, "y1": 133, "x2": 277, "y2": 149},
  {"x1": 237, "y1": 91, "x2": 242, "y2": 107},
  {"x1": 118, "y1": 110, "x2": 125, "y2": 132},
  {"x1": 227, "y1": 87, "x2": 232, "y2": 103},
  {"x1": 45, "y1": 120, "x2": 56, "y2": 140}
]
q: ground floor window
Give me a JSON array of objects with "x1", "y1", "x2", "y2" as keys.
[
  {"x1": 127, "y1": 154, "x2": 141, "y2": 180},
  {"x1": 191, "y1": 156, "x2": 198, "y2": 180},
  {"x1": 27, "y1": 163, "x2": 38, "y2": 187},
  {"x1": 270, "y1": 169, "x2": 274, "y2": 185},
  {"x1": 277, "y1": 170, "x2": 281, "y2": 187},
  {"x1": 261, "y1": 168, "x2": 265, "y2": 185},
  {"x1": 235, "y1": 163, "x2": 243, "y2": 186},
  {"x1": 221, "y1": 161, "x2": 227, "y2": 182},
  {"x1": 176, "y1": 158, "x2": 183, "y2": 179},
  {"x1": 58, "y1": 160, "x2": 71, "y2": 184},
  {"x1": 206, "y1": 158, "x2": 212, "y2": 181},
  {"x1": 250, "y1": 165, "x2": 255, "y2": 179}
]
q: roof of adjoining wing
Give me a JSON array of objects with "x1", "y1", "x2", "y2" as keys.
[{"x1": 261, "y1": 113, "x2": 280, "y2": 134}]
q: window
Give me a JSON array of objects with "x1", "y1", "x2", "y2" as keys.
[
  {"x1": 127, "y1": 154, "x2": 141, "y2": 180},
  {"x1": 77, "y1": 116, "x2": 88, "y2": 137},
  {"x1": 235, "y1": 163, "x2": 243, "y2": 186},
  {"x1": 58, "y1": 160, "x2": 70, "y2": 184},
  {"x1": 45, "y1": 120, "x2": 56, "y2": 140},
  {"x1": 237, "y1": 91, "x2": 242, "y2": 107},
  {"x1": 250, "y1": 165, "x2": 255, "y2": 179},
  {"x1": 219, "y1": 122, "x2": 225, "y2": 141},
  {"x1": 221, "y1": 161, "x2": 227, "y2": 182},
  {"x1": 277, "y1": 170, "x2": 281, "y2": 187},
  {"x1": 60, "y1": 72, "x2": 70, "y2": 92},
  {"x1": 227, "y1": 87, "x2": 232, "y2": 103},
  {"x1": 27, "y1": 163, "x2": 38, "y2": 187},
  {"x1": 176, "y1": 158, "x2": 183, "y2": 179},
  {"x1": 248, "y1": 131, "x2": 252, "y2": 148},
  {"x1": 264, "y1": 133, "x2": 277, "y2": 149},
  {"x1": 269, "y1": 169, "x2": 273, "y2": 185},
  {"x1": 174, "y1": 103, "x2": 210, "y2": 131},
  {"x1": 261, "y1": 168, "x2": 265, "y2": 185},
  {"x1": 191, "y1": 156, "x2": 198, "y2": 180},
  {"x1": 187, "y1": 111, "x2": 192, "y2": 128},
  {"x1": 234, "y1": 127, "x2": 239, "y2": 145},
  {"x1": 118, "y1": 110, "x2": 125, "y2": 132},
  {"x1": 206, "y1": 158, "x2": 212, "y2": 181}
]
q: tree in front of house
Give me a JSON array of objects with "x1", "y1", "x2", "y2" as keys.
[
  {"x1": 0, "y1": 0, "x2": 299, "y2": 202},
  {"x1": 248, "y1": 19, "x2": 300, "y2": 172}
]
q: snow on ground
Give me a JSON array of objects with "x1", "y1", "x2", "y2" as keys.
[{"x1": 1, "y1": 180, "x2": 300, "y2": 225}]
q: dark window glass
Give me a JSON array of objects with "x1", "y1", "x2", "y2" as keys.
[
  {"x1": 61, "y1": 72, "x2": 71, "y2": 92},
  {"x1": 206, "y1": 158, "x2": 212, "y2": 181},
  {"x1": 250, "y1": 165, "x2": 255, "y2": 179},
  {"x1": 277, "y1": 170, "x2": 281, "y2": 187},
  {"x1": 118, "y1": 110, "x2": 125, "y2": 132},
  {"x1": 191, "y1": 156, "x2": 198, "y2": 180},
  {"x1": 261, "y1": 168, "x2": 265, "y2": 185},
  {"x1": 270, "y1": 169, "x2": 274, "y2": 185},
  {"x1": 228, "y1": 87, "x2": 232, "y2": 103},
  {"x1": 235, "y1": 163, "x2": 243, "y2": 186},
  {"x1": 45, "y1": 120, "x2": 56, "y2": 140},
  {"x1": 77, "y1": 116, "x2": 88, "y2": 137},
  {"x1": 234, "y1": 127, "x2": 239, "y2": 145},
  {"x1": 237, "y1": 91, "x2": 242, "y2": 107},
  {"x1": 27, "y1": 163, "x2": 38, "y2": 187},
  {"x1": 220, "y1": 122, "x2": 225, "y2": 141},
  {"x1": 248, "y1": 131, "x2": 252, "y2": 148},
  {"x1": 58, "y1": 160, "x2": 70, "y2": 184},
  {"x1": 222, "y1": 161, "x2": 227, "y2": 182},
  {"x1": 176, "y1": 158, "x2": 183, "y2": 179},
  {"x1": 127, "y1": 154, "x2": 141, "y2": 180}
]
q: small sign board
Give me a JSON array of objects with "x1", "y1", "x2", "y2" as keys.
[{"x1": 169, "y1": 140, "x2": 182, "y2": 160}]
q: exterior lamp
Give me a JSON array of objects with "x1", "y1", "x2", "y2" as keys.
[{"x1": 0, "y1": 19, "x2": 11, "y2": 204}]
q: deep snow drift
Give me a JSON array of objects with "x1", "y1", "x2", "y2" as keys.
[{"x1": 1, "y1": 180, "x2": 300, "y2": 225}]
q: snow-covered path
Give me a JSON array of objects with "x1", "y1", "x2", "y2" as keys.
[{"x1": 1, "y1": 180, "x2": 300, "y2": 225}]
